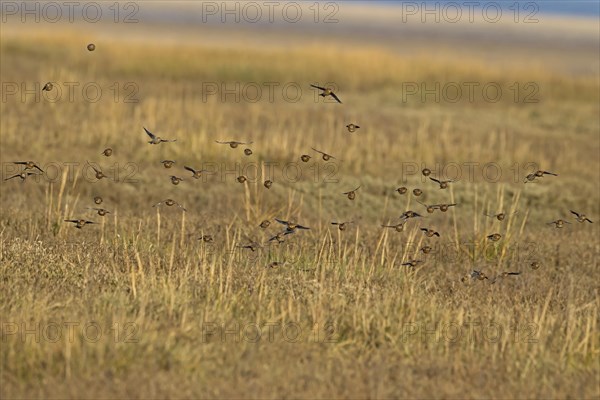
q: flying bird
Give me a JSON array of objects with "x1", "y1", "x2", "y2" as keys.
[
  {"x1": 343, "y1": 186, "x2": 361, "y2": 200},
  {"x1": 4, "y1": 171, "x2": 40, "y2": 182},
  {"x1": 144, "y1": 127, "x2": 176, "y2": 144},
  {"x1": 346, "y1": 124, "x2": 360, "y2": 133},
  {"x1": 570, "y1": 210, "x2": 593, "y2": 223},
  {"x1": 275, "y1": 218, "x2": 310, "y2": 233},
  {"x1": 429, "y1": 177, "x2": 455, "y2": 189},
  {"x1": 484, "y1": 211, "x2": 518, "y2": 221},
  {"x1": 87, "y1": 207, "x2": 110, "y2": 216},
  {"x1": 215, "y1": 140, "x2": 253, "y2": 148},
  {"x1": 64, "y1": 219, "x2": 96, "y2": 229},
  {"x1": 153, "y1": 199, "x2": 186, "y2": 211},
  {"x1": 547, "y1": 219, "x2": 571, "y2": 228},
  {"x1": 184, "y1": 166, "x2": 209, "y2": 179},
  {"x1": 331, "y1": 221, "x2": 354, "y2": 231},
  {"x1": 420, "y1": 228, "x2": 440, "y2": 237},
  {"x1": 310, "y1": 84, "x2": 342, "y2": 103},
  {"x1": 311, "y1": 147, "x2": 337, "y2": 161},
  {"x1": 13, "y1": 161, "x2": 44, "y2": 173}
]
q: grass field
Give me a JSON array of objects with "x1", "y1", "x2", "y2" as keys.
[{"x1": 1, "y1": 3, "x2": 599, "y2": 399}]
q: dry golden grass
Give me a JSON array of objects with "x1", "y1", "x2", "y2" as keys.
[{"x1": 1, "y1": 13, "x2": 599, "y2": 400}]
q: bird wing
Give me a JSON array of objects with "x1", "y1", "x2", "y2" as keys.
[
  {"x1": 310, "y1": 84, "x2": 327, "y2": 91},
  {"x1": 330, "y1": 92, "x2": 342, "y2": 104},
  {"x1": 143, "y1": 127, "x2": 156, "y2": 139},
  {"x1": 430, "y1": 177, "x2": 440, "y2": 184},
  {"x1": 570, "y1": 210, "x2": 580, "y2": 218}
]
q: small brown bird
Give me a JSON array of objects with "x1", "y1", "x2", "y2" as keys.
[
  {"x1": 416, "y1": 200, "x2": 438, "y2": 214},
  {"x1": 311, "y1": 147, "x2": 337, "y2": 161},
  {"x1": 524, "y1": 173, "x2": 538, "y2": 183},
  {"x1": 346, "y1": 124, "x2": 360, "y2": 133},
  {"x1": 259, "y1": 220, "x2": 271, "y2": 229},
  {"x1": 570, "y1": 210, "x2": 593, "y2": 223},
  {"x1": 244, "y1": 148, "x2": 253, "y2": 156},
  {"x1": 101, "y1": 148, "x2": 113, "y2": 157},
  {"x1": 42, "y1": 82, "x2": 53, "y2": 92},
  {"x1": 153, "y1": 199, "x2": 186, "y2": 211},
  {"x1": 396, "y1": 186, "x2": 408, "y2": 195},
  {"x1": 170, "y1": 175, "x2": 183, "y2": 185},
  {"x1": 199, "y1": 235, "x2": 214, "y2": 243},
  {"x1": 184, "y1": 166, "x2": 209, "y2": 179},
  {"x1": 237, "y1": 175, "x2": 247, "y2": 183},
  {"x1": 524, "y1": 170, "x2": 557, "y2": 183},
  {"x1": 420, "y1": 245, "x2": 433, "y2": 254},
  {"x1": 422, "y1": 168, "x2": 432, "y2": 177},
  {"x1": 547, "y1": 219, "x2": 571, "y2": 228},
  {"x1": 4, "y1": 171, "x2": 40, "y2": 182},
  {"x1": 64, "y1": 219, "x2": 96, "y2": 229},
  {"x1": 401, "y1": 259, "x2": 423, "y2": 268},
  {"x1": 88, "y1": 163, "x2": 109, "y2": 180},
  {"x1": 343, "y1": 186, "x2": 361, "y2": 200},
  {"x1": 484, "y1": 211, "x2": 517, "y2": 221},
  {"x1": 310, "y1": 84, "x2": 342, "y2": 103},
  {"x1": 382, "y1": 222, "x2": 406, "y2": 232},
  {"x1": 437, "y1": 203, "x2": 457, "y2": 212},
  {"x1": 88, "y1": 207, "x2": 110, "y2": 216},
  {"x1": 491, "y1": 271, "x2": 521, "y2": 284},
  {"x1": 93, "y1": 196, "x2": 103, "y2": 205},
  {"x1": 13, "y1": 161, "x2": 44, "y2": 173},
  {"x1": 87, "y1": 43, "x2": 95, "y2": 51},
  {"x1": 269, "y1": 232, "x2": 289, "y2": 244},
  {"x1": 420, "y1": 228, "x2": 440, "y2": 238},
  {"x1": 275, "y1": 218, "x2": 310, "y2": 233},
  {"x1": 239, "y1": 241, "x2": 262, "y2": 252},
  {"x1": 412, "y1": 188, "x2": 423, "y2": 197},
  {"x1": 430, "y1": 177, "x2": 455, "y2": 189},
  {"x1": 216, "y1": 140, "x2": 253, "y2": 149},
  {"x1": 267, "y1": 261, "x2": 287, "y2": 268},
  {"x1": 487, "y1": 233, "x2": 502, "y2": 241},
  {"x1": 400, "y1": 210, "x2": 423, "y2": 220},
  {"x1": 144, "y1": 127, "x2": 176, "y2": 144},
  {"x1": 535, "y1": 170, "x2": 558, "y2": 177},
  {"x1": 469, "y1": 270, "x2": 489, "y2": 281},
  {"x1": 264, "y1": 180, "x2": 273, "y2": 189},
  {"x1": 331, "y1": 221, "x2": 354, "y2": 231},
  {"x1": 161, "y1": 160, "x2": 175, "y2": 168},
  {"x1": 300, "y1": 154, "x2": 311, "y2": 163},
  {"x1": 530, "y1": 261, "x2": 541, "y2": 270}
]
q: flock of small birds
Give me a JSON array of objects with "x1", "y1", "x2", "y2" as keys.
[{"x1": 6, "y1": 42, "x2": 595, "y2": 282}]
